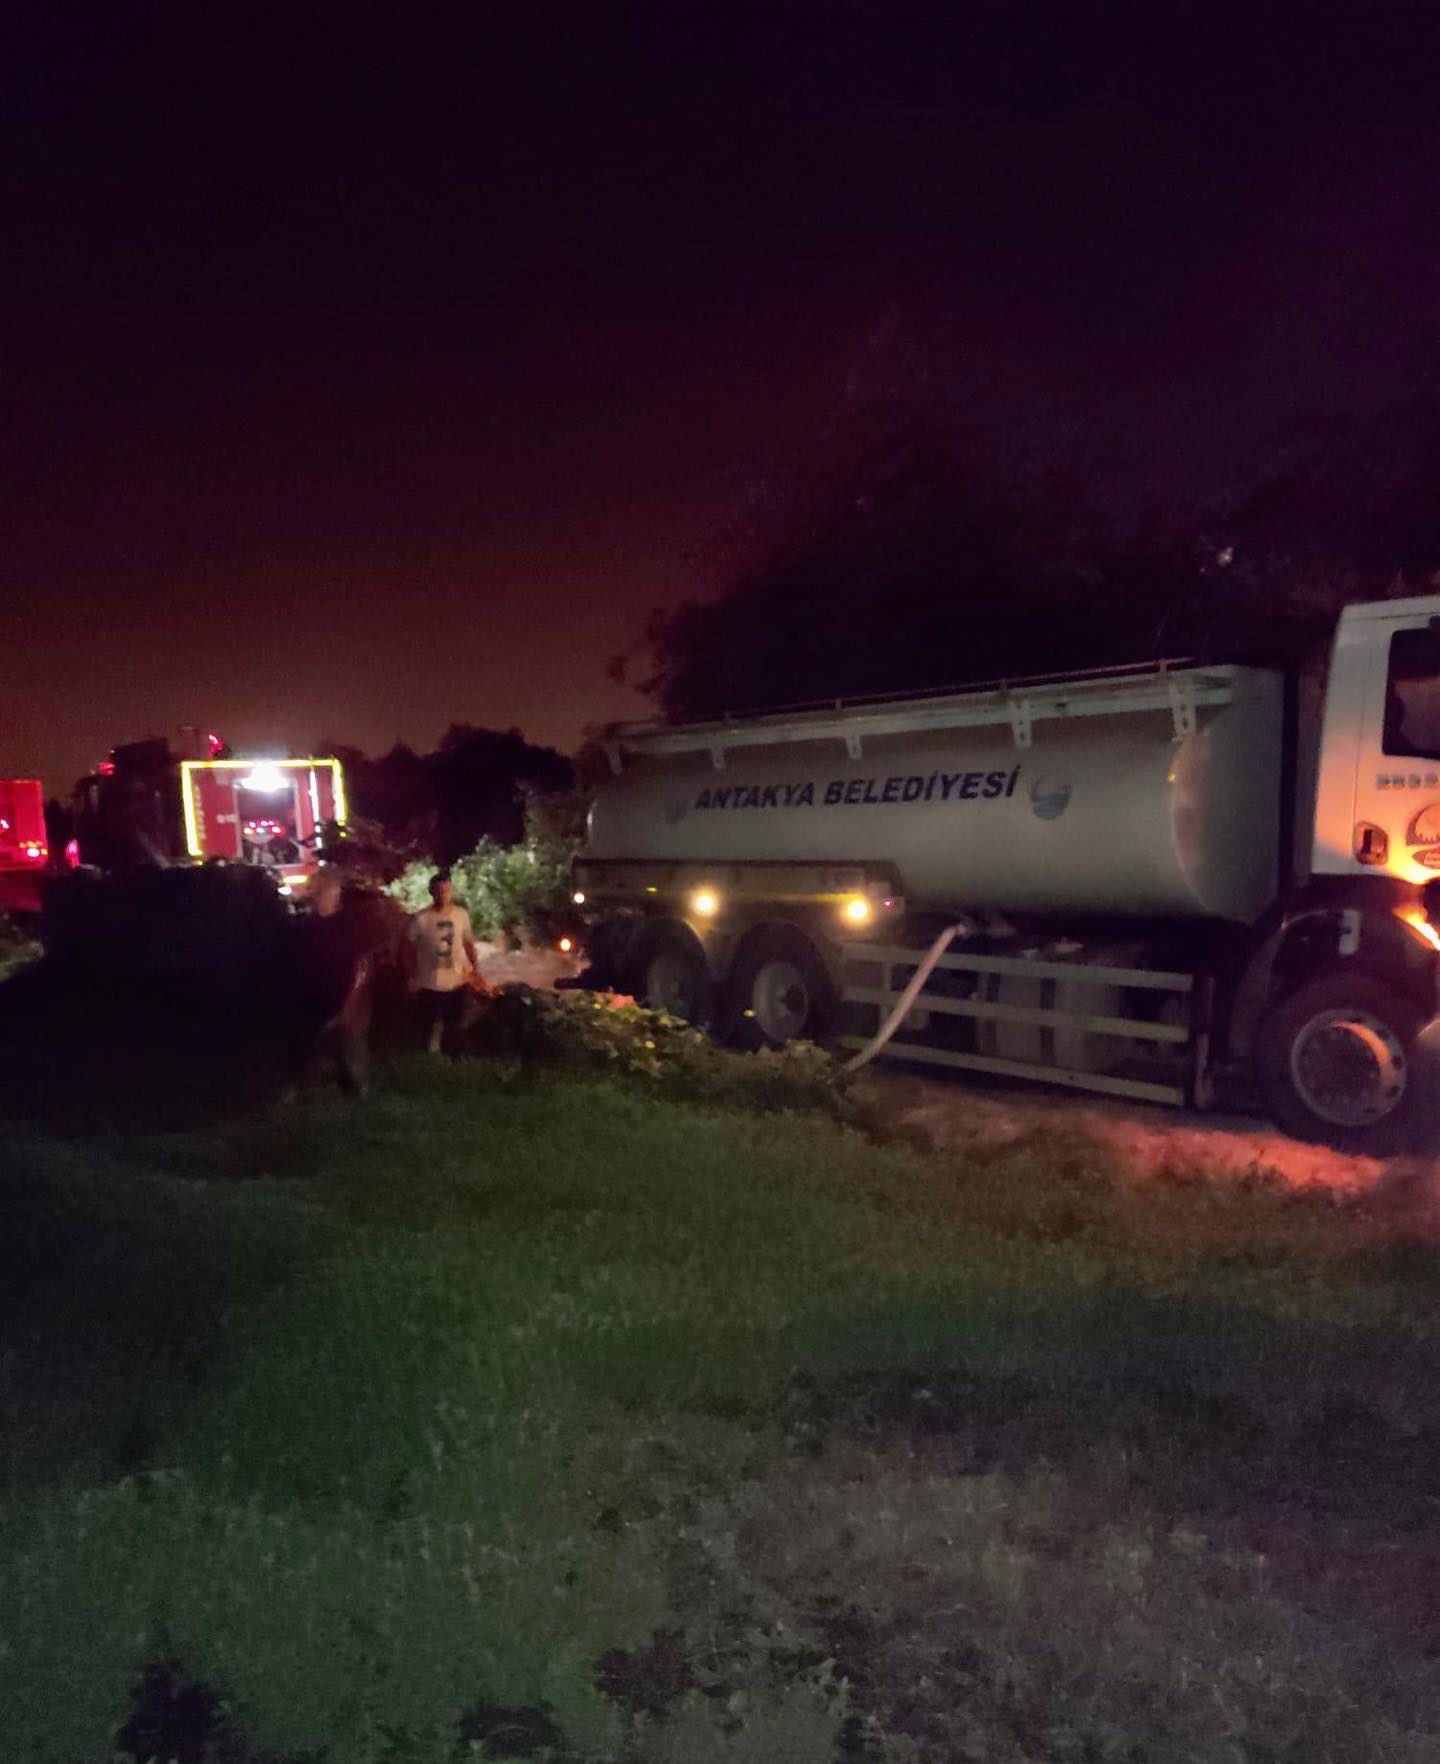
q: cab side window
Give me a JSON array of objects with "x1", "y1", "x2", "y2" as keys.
[{"x1": 1383, "y1": 629, "x2": 1440, "y2": 760}]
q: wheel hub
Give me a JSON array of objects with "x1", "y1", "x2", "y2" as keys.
[
  {"x1": 1290, "y1": 1009, "x2": 1408, "y2": 1128},
  {"x1": 751, "y1": 958, "x2": 811, "y2": 1042},
  {"x1": 645, "y1": 950, "x2": 699, "y2": 1020}
]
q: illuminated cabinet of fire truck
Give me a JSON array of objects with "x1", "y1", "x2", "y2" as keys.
[{"x1": 180, "y1": 759, "x2": 347, "y2": 878}]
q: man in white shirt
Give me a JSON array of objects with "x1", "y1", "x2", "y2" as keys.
[{"x1": 407, "y1": 870, "x2": 482, "y2": 1053}]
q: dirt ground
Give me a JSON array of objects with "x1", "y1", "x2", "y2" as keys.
[
  {"x1": 471, "y1": 939, "x2": 582, "y2": 993},
  {"x1": 476, "y1": 942, "x2": 1440, "y2": 1227},
  {"x1": 860, "y1": 1067, "x2": 1389, "y2": 1194},
  {"x1": 856, "y1": 1063, "x2": 1440, "y2": 1241}
]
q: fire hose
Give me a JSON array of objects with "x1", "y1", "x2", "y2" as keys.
[{"x1": 844, "y1": 920, "x2": 974, "y2": 1072}]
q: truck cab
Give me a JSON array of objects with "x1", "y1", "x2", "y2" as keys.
[{"x1": 1312, "y1": 596, "x2": 1440, "y2": 889}]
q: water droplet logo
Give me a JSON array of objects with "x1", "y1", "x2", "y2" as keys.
[{"x1": 1030, "y1": 775, "x2": 1073, "y2": 821}]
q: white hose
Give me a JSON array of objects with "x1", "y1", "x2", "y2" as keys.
[{"x1": 844, "y1": 921, "x2": 973, "y2": 1072}]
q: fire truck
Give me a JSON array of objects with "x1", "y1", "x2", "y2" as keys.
[
  {"x1": 0, "y1": 778, "x2": 49, "y2": 914},
  {"x1": 73, "y1": 731, "x2": 347, "y2": 895}
]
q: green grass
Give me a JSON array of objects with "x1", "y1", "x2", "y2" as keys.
[{"x1": 6, "y1": 1057, "x2": 1440, "y2": 1760}]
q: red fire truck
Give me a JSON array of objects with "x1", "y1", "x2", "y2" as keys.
[
  {"x1": 0, "y1": 778, "x2": 48, "y2": 913},
  {"x1": 179, "y1": 756, "x2": 347, "y2": 894},
  {"x1": 74, "y1": 734, "x2": 347, "y2": 895}
]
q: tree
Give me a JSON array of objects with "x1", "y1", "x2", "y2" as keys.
[
  {"x1": 637, "y1": 319, "x2": 1440, "y2": 721},
  {"x1": 318, "y1": 729, "x2": 574, "y2": 868},
  {"x1": 430, "y1": 725, "x2": 572, "y2": 861},
  {"x1": 640, "y1": 408, "x2": 1167, "y2": 719},
  {"x1": 325, "y1": 742, "x2": 437, "y2": 860},
  {"x1": 386, "y1": 785, "x2": 587, "y2": 943}
]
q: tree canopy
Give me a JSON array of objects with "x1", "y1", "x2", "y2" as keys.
[
  {"x1": 322, "y1": 726, "x2": 572, "y2": 869},
  {"x1": 636, "y1": 323, "x2": 1440, "y2": 722}
]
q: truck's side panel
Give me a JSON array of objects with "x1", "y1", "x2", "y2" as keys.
[{"x1": 0, "y1": 779, "x2": 47, "y2": 867}]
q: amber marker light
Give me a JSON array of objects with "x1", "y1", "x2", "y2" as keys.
[{"x1": 1397, "y1": 906, "x2": 1440, "y2": 953}]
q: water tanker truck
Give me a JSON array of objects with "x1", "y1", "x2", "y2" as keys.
[{"x1": 572, "y1": 594, "x2": 1440, "y2": 1152}]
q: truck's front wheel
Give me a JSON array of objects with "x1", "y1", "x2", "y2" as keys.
[
  {"x1": 724, "y1": 928, "x2": 838, "y2": 1048},
  {"x1": 1256, "y1": 970, "x2": 1430, "y2": 1154}
]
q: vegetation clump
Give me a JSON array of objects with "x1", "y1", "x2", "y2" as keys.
[
  {"x1": 472, "y1": 984, "x2": 857, "y2": 1120},
  {"x1": 0, "y1": 912, "x2": 40, "y2": 981},
  {"x1": 387, "y1": 790, "x2": 584, "y2": 944}
]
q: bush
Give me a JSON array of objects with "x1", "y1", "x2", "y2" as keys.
[
  {"x1": 471, "y1": 985, "x2": 857, "y2": 1120},
  {"x1": 387, "y1": 788, "x2": 584, "y2": 944},
  {"x1": 318, "y1": 813, "x2": 420, "y2": 887},
  {"x1": 39, "y1": 865, "x2": 291, "y2": 993},
  {"x1": 0, "y1": 913, "x2": 40, "y2": 982}
]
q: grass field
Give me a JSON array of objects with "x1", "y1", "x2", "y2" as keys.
[{"x1": 6, "y1": 1046, "x2": 1440, "y2": 1761}]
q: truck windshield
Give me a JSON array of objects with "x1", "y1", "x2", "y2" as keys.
[{"x1": 1384, "y1": 629, "x2": 1440, "y2": 759}]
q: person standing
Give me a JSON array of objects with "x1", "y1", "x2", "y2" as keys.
[
  {"x1": 408, "y1": 870, "x2": 482, "y2": 1053},
  {"x1": 283, "y1": 867, "x2": 375, "y2": 1097}
]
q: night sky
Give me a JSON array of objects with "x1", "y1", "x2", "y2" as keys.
[{"x1": 4, "y1": 5, "x2": 1437, "y2": 792}]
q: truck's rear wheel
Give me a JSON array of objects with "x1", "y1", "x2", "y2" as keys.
[
  {"x1": 1256, "y1": 970, "x2": 1429, "y2": 1154},
  {"x1": 632, "y1": 925, "x2": 715, "y2": 1028},
  {"x1": 724, "y1": 928, "x2": 838, "y2": 1048}
]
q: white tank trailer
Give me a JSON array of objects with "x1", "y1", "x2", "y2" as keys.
[{"x1": 573, "y1": 597, "x2": 1440, "y2": 1153}]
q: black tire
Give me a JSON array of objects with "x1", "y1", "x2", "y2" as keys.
[
  {"x1": 629, "y1": 923, "x2": 716, "y2": 1028},
  {"x1": 723, "y1": 927, "x2": 839, "y2": 1049},
  {"x1": 1256, "y1": 969, "x2": 1430, "y2": 1154}
]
